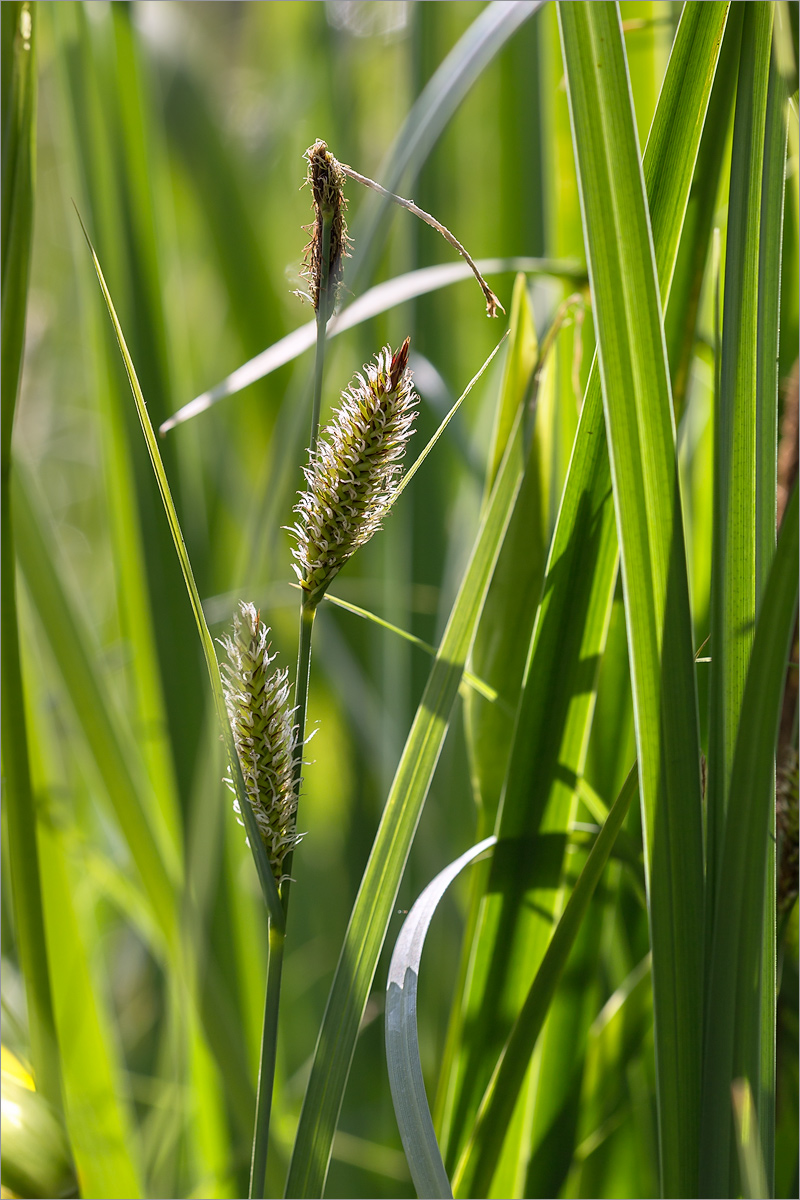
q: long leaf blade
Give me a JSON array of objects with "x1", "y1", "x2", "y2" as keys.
[
  {"x1": 557, "y1": 4, "x2": 705, "y2": 1193},
  {"x1": 1, "y1": 0, "x2": 63, "y2": 1112},
  {"x1": 77, "y1": 213, "x2": 284, "y2": 932},
  {"x1": 386, "y1": 837, "x2": 497, "y2": 1200},
  {"x1": 702, "y1": 486, "x2": 799, "y2": 1196}
]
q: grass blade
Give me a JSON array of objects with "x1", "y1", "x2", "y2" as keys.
[
  {"x1": 707, "y1": 0, "x2": 775, "y2": 924},
  {"x1": 37, "y1": 820, "x2": 144, "y2": 1198},
  {"x1": 702, "y1": 485, "x2": 799, "y2": 1196},
  {"x1": 318, "y1": 592, "x2": 498, "y2": 704},
  {"x1": 1, "y1": 0, "x2": 63, "y2": 1112},
  {"x1": 76, "y1": 212, "x2": 283, "y2": 933},
  {"x1": 13, "y1": 467, "x2": 181, "y2": 947},
  {"x1": 285, "y1": 365, "x2": 529, "y2": 1199},
  {"x1": 558, "y1": 4, "x2": 705, "y2": 1193},
  {"x1": 386, "y1": 837, "x2": 497, "y2": 1200}
]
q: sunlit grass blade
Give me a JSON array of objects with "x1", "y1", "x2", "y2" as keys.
[
  {"x1": 285, "y1": 369, "x2": 529, "y2": 1199},
  {"x1": 438, "y1": 3, "x2": 730, "y2": 1178},
  {"x1": 36, "y1": 819, "x2": 144, "y2": 1199},
  {"x1": 762, "y1": 23, "x2": 791, "y2": 1185},
  {"x1": 53, "y1": 0, "x2": 207, "y2": 810},
  {"x1": 452, "y1": 765, "x2": 638, "y2": 1197},
  {"x1": 664, "y1": 3, "x2": 742, "y2": 417},
  {"x1": 464, "y1": 275, "x2": 544, "y2": 834},
  {"x1": 702, "y1": 485, "x2": 799, "y2": 1197},
  {"x1": 386, "y1": 837, "x2": 497, "y2": 1200},
  {"x1": 707, "y1": 0, "x2": 774, "y2": 928},
  {"x1": 756, "y1": 39, "x2": 790, "y2": 1184},
  {"x1": 13, "y1": 467, "x2": 181, "y2": 947},
  {"x1": 1, "y1": 0, "x2": 63, "y2": 1114},
  {"x1": 76, "y1": 212, "x2": 283, "y2": 933},
  {"x1": 558, "y1": 4, "x2": 706, "y2": 1193}
]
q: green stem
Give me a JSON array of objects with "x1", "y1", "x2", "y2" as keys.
[
  {"x1": 248, "y1": 213, "x2": 329, "y2": 1188},
  {"x1": 249, "y1": 925, "x2": 285, "y2": 1200}
]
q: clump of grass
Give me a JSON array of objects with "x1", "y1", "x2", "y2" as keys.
[
  {"x1": 221, "y1": 601, "x2": 300, "y2": 885},
  {"x1": 291, "y1": 337, "x2": 418, "y2": 608}
]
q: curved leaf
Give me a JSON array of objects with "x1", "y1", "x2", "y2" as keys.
[
  {"x1": 159, "y1": 258, "x2": 582, "y2": 433},
  {"x1": 386, "y1": 837, "x2": 496, "y2": 1200}
]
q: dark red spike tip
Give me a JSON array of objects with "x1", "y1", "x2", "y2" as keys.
[{"x1": 390, "y1": 337, "x2": 411, "y2": 389}]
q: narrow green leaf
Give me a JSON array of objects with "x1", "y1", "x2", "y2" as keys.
[
  {"x1": 38, "y1": 821, "x2": 144, "y2": 1198},
  {"x1": 484, "y1": 274, "x2": 539, "y2": 492},
  {"x1": 319, "y1": 592, "x2": 498, "y2": 704},
  {"x1": 55, "y1": 1, "x2": 207, "y2": 808},
  {"x1": 707, "y1": 0, "x2": 775, "y2": 919},
  {"x1": 756, "y1": 38, "x2": 790, "y2": 1186},
  {"x1": 388, "y1": 334, "x2": 508, "y2": 510},
  {"x1": 452, "y1": 766, "x2": 638, "y2": 1196},
  {"x1": 463, "y1": 275, "x2": 546, "y2": 832},
  {"x1": 664, "y1": 5, "x2": 742, "y2": 417},
  {"x1": 558, "y1": 4, "x2": 706, "y2": 1194},
  {"x1": 77, "y1": 214, "x2": 284, "y2": 933},
  {"x1": 285, "y1": 368, "x2": 528, "y2": 1199},
  {"x1": 1, "y1": 0, "x2": 63, "y2": 1113},
  {"x1": 702, "y1": 487, "x2": 799, "y2": 1196},
  {"x1": 386, "y1": 837, "x2": 497, "y2": 1200},
  {"x1": 13, "y1": 468, "x2": 181, "y2": 948}
]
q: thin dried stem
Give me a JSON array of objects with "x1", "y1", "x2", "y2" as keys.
[{"x1": 337, "y1": 160, "x2": 504, "y2": 319}]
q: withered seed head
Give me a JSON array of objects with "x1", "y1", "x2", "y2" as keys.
[
  {"x1": 291, "y1": 338, "x2": 417, "y2": 608},
  {"x1": 302, "y1": 139, "x2": 349, "y2": 312}
]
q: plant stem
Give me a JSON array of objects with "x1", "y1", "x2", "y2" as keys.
[
  {"x1": 248, "y1": 223, "x2": 329, "y2": 1189},
  {"x1": 249, "y1": 925, "x2": 285, "y2": 1200},
  {"x1": 282, "y1": 600, "x2": 317, "y2": 895}
]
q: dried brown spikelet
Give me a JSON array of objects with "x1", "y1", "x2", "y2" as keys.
[
  {"x1": 221, "y1": 602, "x2": 301, "y2": 883},
  {"x1": 291, "y1": 338, "x2": 417, "y2": 608},
  {"x1": 302, "y1": 139, "x2": 349, "y2": 312}
]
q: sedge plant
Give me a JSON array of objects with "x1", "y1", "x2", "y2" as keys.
[{"x1": 3, "y1": 5, "x2": 799, "y2": 1200}]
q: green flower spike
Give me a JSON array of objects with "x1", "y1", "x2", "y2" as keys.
[
  {"x1": 292, "y1": 338, "x2": 418, "y2": 608},
  {"x1": 221, "y1": 602, "x2": 301, "y2": 883}
]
